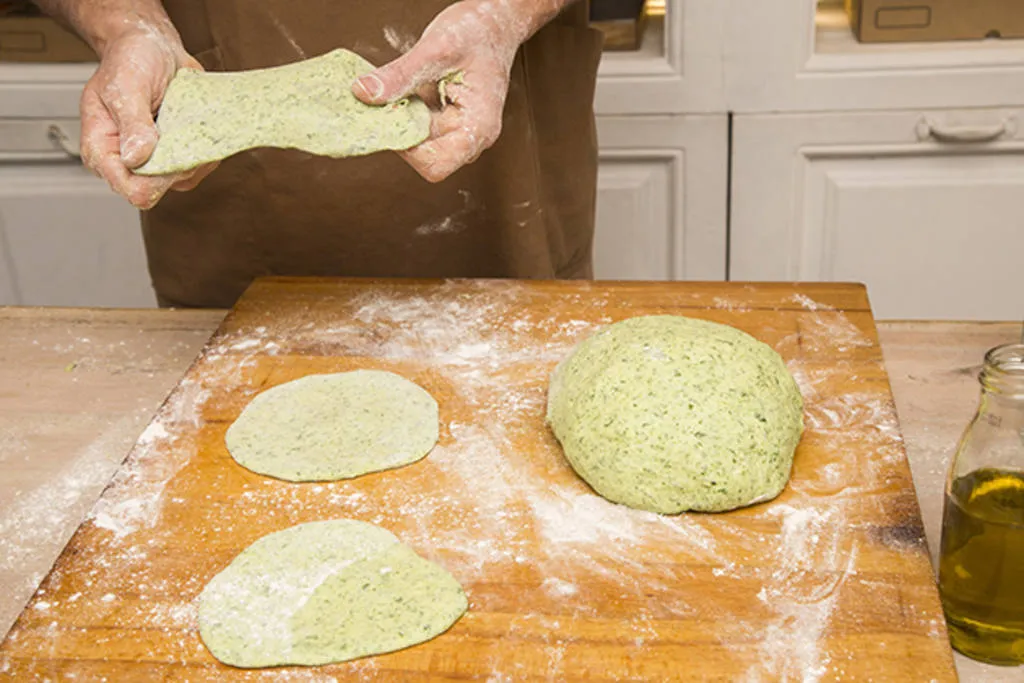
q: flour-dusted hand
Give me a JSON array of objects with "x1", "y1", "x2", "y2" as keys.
[
  {"x1": 352, "y1": 0, "x2": 541, "y2": 183},
  {"x1": 80, "y1": 24, "x2": 219, "y2": 209}
]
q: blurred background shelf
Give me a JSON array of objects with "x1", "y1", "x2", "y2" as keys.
[{"x1": 814, "y1": 0, "x2": 1024, "y2": 69}]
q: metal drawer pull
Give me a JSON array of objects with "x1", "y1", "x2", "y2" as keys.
[
  {"x1": 916, "y1": 117, "x2": 1015, "y2": 144},
  {"x1": 47, "y1": 124, "x2": 81, "y2": 159}
]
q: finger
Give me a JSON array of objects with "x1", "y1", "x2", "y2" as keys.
[
  {"x1": 99, "y1": 70, "x2": 161, "y2": 169},
  {"x1": 426, "y1": 105, "x2": 464, "y2": 139},
  {"x1": 82, "y1": 94, "x2": 172, "y2": 208},
  {"x1": 94, "y1": 149, "x2": 176, "y2": 209},
  {"x1": 402, "y1": 130, "x2": 479, "y2": 184},
  {"x1": 415, "y1": 82, "x2": 442, "y2": 110},
  {"x1": 353, "y1": 39, "x2": 452, "y2": 105},
  {"x1": 170, "y1": 161, "x2": 220, "y2": 192},
  {"x1": 79, "y1": 86, "x2": 115, "y2": 177}
]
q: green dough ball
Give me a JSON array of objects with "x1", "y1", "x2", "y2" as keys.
[
  {"x1": 546, "y1": 315, "x2": 804, "y2": 514},
  {"x1": 135, "y1": 48, "x2": 430, "y2": 175},
  {"x1": 199, "y1": 520, "x2": 468, "y2": 668},
  {"x1": 226, "y1": 370, "x2": 439, "y2": 482}
]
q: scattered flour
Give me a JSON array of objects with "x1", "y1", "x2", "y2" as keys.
[
  {"x1": 789, "y1": 294, "x2": 834, "y2": 312},
  {"x1": 382, "y1": 25, "x2": 416, "y2": 54},
  {"x1": 5, "y1": 282, "x2": 940, "y2": 681},
  {"x1": 541, "y1": 577, "x2": 578, "y2": 598},
  {"x1": 89, "y1": 377, "x2": 211, "y2": 538}
]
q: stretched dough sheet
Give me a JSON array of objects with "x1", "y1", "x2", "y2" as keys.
[{"x1": 136, "y1": 49, "x2": 431, "y2": 175}]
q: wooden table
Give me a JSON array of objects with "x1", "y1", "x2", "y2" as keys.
[{"x1": 0, "y1": 290, "x2": 1020, "y2": 680}]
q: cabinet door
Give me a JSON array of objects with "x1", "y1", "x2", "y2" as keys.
[
  {"x1": 731, "y1": 109, "x2": 1024, "y2": 320},
  {"x1": 595, "y1": 2, "x2": 727, "y2": 115},
  {"x1": 0, "y1": 164, "x2": 154, "y2": 307},
  {"x1": 595, "y1": 115, "x2": 728, "y2": 281}
]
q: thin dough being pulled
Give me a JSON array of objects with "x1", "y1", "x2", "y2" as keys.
[{"x1": 136, "y1": 49, "x2": 431, "y2": 175}]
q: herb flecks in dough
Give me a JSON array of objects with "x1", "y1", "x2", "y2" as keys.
[
  {"x1": 136, "y1": 49, "x2": 431, "y2": 175},
  {"x1": 199, "y1": 520, "x2": 468, "y2": 668},
  {"x1": 225, "y1": 370, "x2": 439, "y2": 482}
]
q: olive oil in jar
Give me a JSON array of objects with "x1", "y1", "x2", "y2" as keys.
[
  {"x1": 938, "y1": 342, "x2": 1024, "y2": 666},
  {"x1": 939, "y1": 468, "x2": 1024, "y2": 665}
]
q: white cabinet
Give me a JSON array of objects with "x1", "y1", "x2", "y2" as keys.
[
  {"x1": 0, "y1": 62, "x2": 152, "y2": 309},
  {"x1": 725, "y1": 0, "x2": 1024, "y2": 114},
  {"x1": 595, "y1": 2, "x2": 727, "y2": 115},
  {"x1": 595, "y1": 115, "x2": 728, "y2": 280},
  {"x1": 0, "y1": 164, "x2": 153, "y2": 307},
  {"x1": 730, "y1": 109, "x2": 1024, "y2": 320},
  {"x1": 0, "y1": 64, "x2": 92, "y2": 118}
]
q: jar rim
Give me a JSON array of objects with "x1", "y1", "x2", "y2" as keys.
[{"x1": 981, "y1": 343, "x2": 1024, "y2": 396}]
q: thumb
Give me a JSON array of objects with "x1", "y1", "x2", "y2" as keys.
[
  {"x1": 103, "y1": 76, "x2": 161, "y2": 169},
  {"x1": 353, "y1": 44, "x2": 449, "y2": 105}
]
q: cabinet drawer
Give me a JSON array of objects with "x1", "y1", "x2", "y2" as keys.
[
  {"x1": 0, "y1": 165, "x2": 153, "y2": 307},
  {"x1": 731, "y1": 108, "x2": 1024, "y2": 320},
  {"x1": 0, "y1": 118, "x2": 81, "y2": 162}
]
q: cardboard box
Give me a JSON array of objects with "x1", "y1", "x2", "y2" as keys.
[
  {"x1": 589, "y1": 0, "x2": 653, "y2": 51},
  {"x1": 0, "y1": 17, "x2": 96, "y2": 62},
  {"x1": 846, "y1": 0, "x2": 1024, "y2": 43}
]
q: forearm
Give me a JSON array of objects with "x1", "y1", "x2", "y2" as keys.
[{"x1": 33, "y1": 0, "x2": 182, "y2": 57}]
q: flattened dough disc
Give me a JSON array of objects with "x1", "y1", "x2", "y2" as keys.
[
  {"x1": 199, "y1": 520, "x2": 468, "y2": 668},
  {"x1": 226, "y1": 370, "x2": 439, "y2": 482},
  {"x1": 136, "y1": 48, "x2": 430, "y2": 175}
]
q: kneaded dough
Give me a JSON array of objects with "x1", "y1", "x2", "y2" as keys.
[
  {"x1": 226, "y1": 370, "x2": 439, "y2": 482},
  {"x1": 199, "y1": 520, "x2": 468, "y2": 668},
  {"x1": 547, "y1": 315, "x2": 804, "y2": 514},
  {"x1": 136, "y1": 48, "x2": 430, "y2": 175}
]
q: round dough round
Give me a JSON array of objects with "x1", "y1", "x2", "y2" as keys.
[
  {"x1": 546, "y1": 315, "x2": 804, "y2": 514},
  {"x1": 198, "y1": 520, "x2": 468, "y2": 668},
  {"x1": 226, "y1": 370, "x2": 439, "y2": 482}
]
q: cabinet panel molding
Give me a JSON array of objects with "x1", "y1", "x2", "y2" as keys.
[
  {"x1": 732, "y1": 110, "x2": 1024, "y2": 320},
  {"x1": 596, "y1": 152, "x2": 678, "y2": 280},
  {"x1": 595, "y1": 2, "x2": 727, "y2": 115},
  {"x1": 596, "y1": 115, "x2": 729, "y2": 282}
]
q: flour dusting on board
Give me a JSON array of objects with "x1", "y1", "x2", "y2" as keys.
[
  {"x1": 20, "y1": 282, "x2": 941, "y2": 681},
  {"x1": 90, "y1": 378, "x2": 211, "y2": 537}
]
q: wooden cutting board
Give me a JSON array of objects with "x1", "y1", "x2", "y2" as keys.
[{"x1": 0, "y1": 279, "x2": 959, "y2": 681}]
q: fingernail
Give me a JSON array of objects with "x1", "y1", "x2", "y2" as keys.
[
  {"x1": 355, "y1": 75, "x2": 385, "y2": 101},
  {"x1": 120, "y1": 135, "x2": 145, "y2": 164}
]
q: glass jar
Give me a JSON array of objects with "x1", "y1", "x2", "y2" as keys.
[{"x1": 939, "y1": 343, "x2": 1024, "y2": 666}]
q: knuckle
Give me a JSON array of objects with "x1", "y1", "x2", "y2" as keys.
[
  {"x1": 424, "y1": 169, "x2": 449, "y2": 183},
  {"x1": 99, "y1": 80, "x2": 122, "y2": 104},
  {"x1": 80, "y1": 153, "x2": 98, "y2": 174},
  {"x1": 481, "y1": 118, "x2": 502, "y2": 148},
  {"x1": 126, "y1": 185, "x2": 156, "y2": 209}
]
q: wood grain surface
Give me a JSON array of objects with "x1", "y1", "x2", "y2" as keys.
[
  {"x1": 0, "y1": 307, "x2": 224, "y2": 642},
  {"x1": 0, "y1": 279, "x2": 959, "y2": 681}
]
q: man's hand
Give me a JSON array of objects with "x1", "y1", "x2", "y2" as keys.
[
  {"x1": 80, "y1": 26, "x2": 218, "y2": 209},
  {"x1": 352, "y1": 0, "x2": 542, "y2": 183}
]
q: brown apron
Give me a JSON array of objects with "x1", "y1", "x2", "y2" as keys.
[{"x1": 146, "y1": 0, "x2": 603, "y2": 308}]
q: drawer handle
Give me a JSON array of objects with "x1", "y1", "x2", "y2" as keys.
[
  {"x1": 916, "y1": 117, "x2": 1015, "y2": 144},
  {"x1": 47, "y1": 124, "x2": 81, "y2": 159}
]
